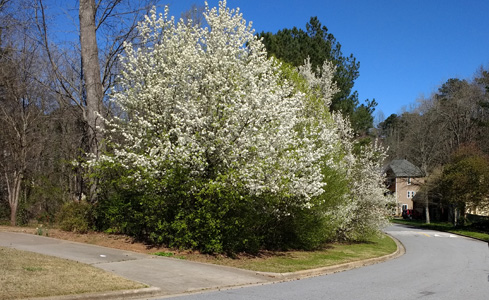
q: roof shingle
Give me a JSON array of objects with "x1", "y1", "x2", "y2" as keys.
[{"x1": 384, "y1": 159, "x2": 424, "y2": 177}]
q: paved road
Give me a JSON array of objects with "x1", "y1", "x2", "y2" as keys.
[{"x1": 159, "y1": 224, "x2": 489, "y2": 300}]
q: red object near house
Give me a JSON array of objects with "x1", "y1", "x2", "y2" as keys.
[{"x1": 402, "y1": 209, "x2": 422, "y2": 220}]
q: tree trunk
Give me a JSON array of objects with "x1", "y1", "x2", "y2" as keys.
[
  {"x1": 460, "y1": 202, "x2": 466, "y2": 226},
  {"x1": 10, "y1": 204, "x2": 17, "y2": 226},
  {"x1": 6, "y1": 171, "x2": 22, "y2": 226},
  {"x1": 424, "y1": 193, "x2": 431, "y2": 224},
  {"x1": 453, "y1": 206, "x2": 459, "y2": 227},
  {"x1": 79, "y1": 0, "x2": 104, "y2": 201},
  {"x1": 422, "y1": 166, "x2": 431, "y2": 224},
  {"x1": 5, "y1": 123, "x2": 26, "y2": 226}
]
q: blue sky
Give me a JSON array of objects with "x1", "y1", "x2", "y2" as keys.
[
  {"x1": 47, "y1": 0, "x2": 489, "y2": 120},
  {"x1": 167, "y1": 0, "x2": 489, "y2": 120}
]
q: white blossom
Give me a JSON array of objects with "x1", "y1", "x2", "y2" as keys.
[
  {"x1": 94, "y1": 1, "x2": 338, "y2": 206},
  {"x1": 91, "y1": 1, "x2": 392, "y2": 238}
]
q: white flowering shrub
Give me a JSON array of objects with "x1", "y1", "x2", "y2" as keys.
[
  {"x1": 344, "y1": 144, "x2": 393, "y2": 240},
  {"x1": 92, "y1": 1, "x2": 392, "y2": 253},
  {"x1": 292, "y1": 61, "x2": 392, "y2": 243},
  {"x1": 322, "y1": 112, "x2": 393, "y2": 241}
]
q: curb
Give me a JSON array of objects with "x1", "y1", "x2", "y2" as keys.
[
  {"x1": 254, "y1": 234, "x2": 405, "y2": 281},
  {"x1": 31, "y1": 287, "x2": 161, "y2": 300}
]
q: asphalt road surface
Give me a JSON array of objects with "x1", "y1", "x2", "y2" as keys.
[{"x1": 161, "y1": 224, "x2": 489, "y2": 300}]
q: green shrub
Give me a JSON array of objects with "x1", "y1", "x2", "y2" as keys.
[
  {"x1": 90, "y1": 150, "x2": 358, "y2": 254},
  {"x1": 94, "y1": 173, "x2": 264, "y2": 254},
  {"x1": 91, "y1": 158, "x2": 356, "y2": 254},
  {"x1": 57, "y1": 201, "x2": 93, "y2": 233}
]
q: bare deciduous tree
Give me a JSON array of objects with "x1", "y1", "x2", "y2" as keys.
[
  {"x1": 0, "y1": 3, "x2": 51, "y2": 224},
  {"x1": 380, "y1": 72, "x2": 489, "y2": 223},
  {"x1": 35, "y1": 0, "x2": 159, "y2": 201}
]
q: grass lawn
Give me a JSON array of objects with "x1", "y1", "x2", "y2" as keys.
[
  {"x1": 182, "y1": 234, "x2": 398, "y2": 273},
  {"x1": 391, "y1": 218, "x2": 489, "y2": 241},
  {"x1": 0, "y1": 247, "x2": 146, "y2": 300}
]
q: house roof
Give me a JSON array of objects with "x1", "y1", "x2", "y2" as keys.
[{"x1": 384, "y1": 159, "x2": 424, "y2": 178}]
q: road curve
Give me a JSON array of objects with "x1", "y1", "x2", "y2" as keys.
[{"x1": 162, "y1": 224, "x2": 489, "y2": 300}]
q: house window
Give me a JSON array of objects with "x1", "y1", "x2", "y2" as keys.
[
  {"x1": 407, "y1": 191, "x2": 416, "y2": 198},
  {"x1": 407, "y1": 177, "x2": 412, "y2": 185},
  {"x1": 402, "y1": 204, "x2": 408, "y2": 211}
]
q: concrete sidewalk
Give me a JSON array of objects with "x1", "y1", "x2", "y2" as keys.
[
  {"x1": 0, "y1": 231, "x2": 404, "y2": 299},
  {"x1": 0, "y1": 232, "x2": 274, "y2": 299}
]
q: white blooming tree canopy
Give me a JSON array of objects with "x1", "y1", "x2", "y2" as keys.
[
  {"x1": 93, "y1": 1, "x2": 392, "y2": 252},
  {"x1": 101, "y1": 1, "x2": 340, "y2": 204}
]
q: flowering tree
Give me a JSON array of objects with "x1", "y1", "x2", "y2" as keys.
[
  {"x1": 93, "y1": 1, "x2": 391, "y2": 252},
  {"x1": 104, "y1": 2, "x2": 329, "y2": 202}
]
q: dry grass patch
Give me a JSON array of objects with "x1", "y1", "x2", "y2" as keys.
[{"x1": 0, "y1": 247, "x2": 146, "y2": 300}]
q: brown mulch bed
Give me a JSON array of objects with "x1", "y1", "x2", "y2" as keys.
[{"x1": 0, "y1": 225, "x2": 165, "y2": 255}]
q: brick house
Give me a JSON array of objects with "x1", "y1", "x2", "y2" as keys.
[{"x1": 384, "y1": 159, "x2": 425, "y2": 216}]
